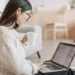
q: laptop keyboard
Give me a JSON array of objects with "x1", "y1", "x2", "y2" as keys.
[{"x1": 44, "y1": 62, "x2": 63, "y2": 70}]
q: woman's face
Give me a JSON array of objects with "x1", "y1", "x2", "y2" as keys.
[{"x1": 16, "y1": 8, "x2": 31, "y2": 25}]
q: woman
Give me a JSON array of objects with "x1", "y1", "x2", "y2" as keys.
[{"x1": 0, "y1": 0, "x2": 42, "y2": 75}]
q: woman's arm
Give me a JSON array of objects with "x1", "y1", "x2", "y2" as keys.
[
  {"x1": 21, "y1": 35, "x2": 28, "y2": 44},
  {"x1": 2, "y1": 28, "x2": 39, "y2": 75},
  {"x1": 13, "y1": 30, "x2": 28, "y2": 45}
]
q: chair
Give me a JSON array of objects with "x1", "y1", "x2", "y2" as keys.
[
  {"x1": 53, "y1": 9, "x2": 69, "y2": 40},
  {"x1": 44, "y1": 23, "x2": 54, "y2": 40},
  {"x1": 53, "y1": 22, "x2": 68, "y2": 40}
]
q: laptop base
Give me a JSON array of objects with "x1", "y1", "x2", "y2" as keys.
[{"x1": 44, "y1": 62, "x2": 63, "y2": 70}]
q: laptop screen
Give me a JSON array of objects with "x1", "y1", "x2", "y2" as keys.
[{"x1": 51, "y1": 42, "x2": 75, "y2": 68}]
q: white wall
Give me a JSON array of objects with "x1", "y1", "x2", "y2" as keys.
[
  {"x1": 29, "y1": 0, "x2": 69, "y2": 10},
  {"x1": 0, "y1": 0, "x2": 70, "y2": 12},
  {"x1": 0, "y1": 0, "x2": 8, "y2": 12}
]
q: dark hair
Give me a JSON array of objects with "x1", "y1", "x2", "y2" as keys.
[{"x1": 0, "y1": 0, "x2": 32, "y2": 29}]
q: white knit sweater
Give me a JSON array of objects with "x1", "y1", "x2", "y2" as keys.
[{"x1": 0, "y1": 26, "x2": 39, "y2": 75}]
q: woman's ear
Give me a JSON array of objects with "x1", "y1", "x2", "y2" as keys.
[{"x1": 16, "y1": 8, "x2": 22, "y2": 15}]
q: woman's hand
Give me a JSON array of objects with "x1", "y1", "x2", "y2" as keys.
[
  {"x1": 21, "y1": 35, "x2": 28, "y2": 44},
  {"x1": 36, "y1": 62, "x2": 47, "y2": 69}
]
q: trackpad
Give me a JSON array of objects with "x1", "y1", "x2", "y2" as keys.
[{"x1": 39, "y1": 67, "x2": 52, "y2": 73}]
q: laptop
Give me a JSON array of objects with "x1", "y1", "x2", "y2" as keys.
[{"x1": 40, "y1": 42, "x2": 75, "y2": 73}]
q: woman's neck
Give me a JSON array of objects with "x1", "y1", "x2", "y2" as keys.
[{"x1": 6, "y1": 22, "x2": 15, "y2": 30}]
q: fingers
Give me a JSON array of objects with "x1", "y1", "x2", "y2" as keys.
[{"x1": 40, "y1": 64, "x2": 47, "y2": 69}]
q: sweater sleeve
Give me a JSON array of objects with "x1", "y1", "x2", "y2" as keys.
[{"x1": 2, "y1": 27, "x2": 39, "y2": 75}]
